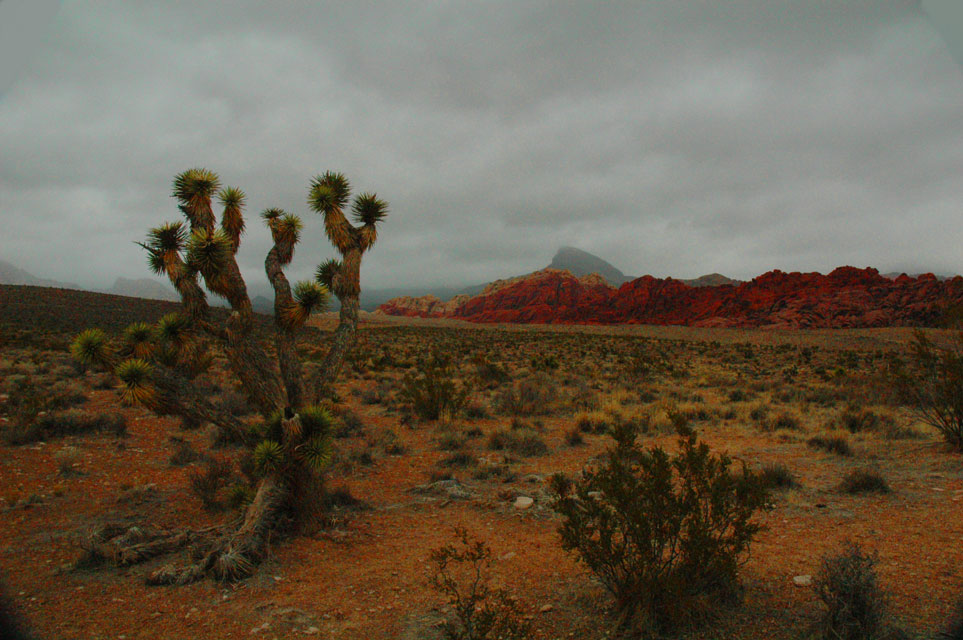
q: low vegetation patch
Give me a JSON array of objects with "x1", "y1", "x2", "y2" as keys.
[{"x1": 550, "y1": 422, "x2": 768, "y2": 636}]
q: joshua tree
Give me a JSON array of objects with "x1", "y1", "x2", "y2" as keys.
[{"x1": 70, "y1": 168, "x2": 387, "y2": 583}]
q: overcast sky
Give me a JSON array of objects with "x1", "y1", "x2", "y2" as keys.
[{"x1": 1, "y1": 0, "x2": 962, "y2": 292}]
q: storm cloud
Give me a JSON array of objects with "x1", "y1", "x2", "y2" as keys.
[{"x1": 1, "y1": 0, "x2": 961, "y2": 293}]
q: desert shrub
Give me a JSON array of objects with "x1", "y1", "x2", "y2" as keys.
[
  {"x1": 840, "y1": 469, "x2": 890, "y2": 495},
  {"x1": 54, "y1": 446, "x2": 83, "y2": 476},
  {"x1": 492, "y1": 374, "x2": 555, "y2": 416},
  {"x1": 334, "y1": 409, "x2": 364, "y2": 438},
  {"x1": 168, "y1": 437, "x2": 204, "y2": 467},
  {"x1": 438, "y1": 452, "x2": 478, "y2": 468},
  {"x1": 565, "y1": 427, "x2": 584, "y2": 447},
  {"x1": 437, "y1": 432, "x2": 468, "y2": 451},
  {"x1": 487, "y1": 429, "x2": 549, "y2": 457},
  {"x1": 464, "y1": 400, "x2": 491, "y2": 420},
  {"x1": 3, "y1": 410, "x2": 126, "y2": 445},
  {"x1": 759, "y1": 463, "x2": 797, "y2": 490},
  {"x1": 401, "y1": 355, "x2": 470, "y2": 422},
  {"x1": 188, "y1": 457, "x2": 234, "y2": 511},
  {"x1": 474, "y1": 358, "x2": 511, "y2": 387},
  {"x1": 428, "y1": 528, "x2": 532, "y2": 640},
  {"x1": 727, "y1": 389, "x2": 750, "y2": 402},
  {"x1": 550, "y1": 422, "x2": 767, "y2": 636},
  {"x1": 943, "y1": 598, "x2": 963, "y2": 640},
  {"x1": 814, "y1": 542, "x2": 892, "y2": 640},
  {"x1": 808, "y1": 434, "x2": 853, "y2": 456},
  {"x1": 575, "y1": 410, "x2": 611, "y2": 434},
  {"x1": 841, "y1": 408, "x2": 882, "y2": 434},
  {"x1": 749, "y1": 404, "x2": 770, "y2": 422},
  {"x1": 766, "y1": 412, "x2": 802, "y2": 432},
  {"x1": 891, "y1": 331, "x2": 963, "y2": 451}
]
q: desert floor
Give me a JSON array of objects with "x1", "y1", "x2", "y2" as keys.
[{"x1": 1, "y1": 310, "x2": 961, "y2": 639}]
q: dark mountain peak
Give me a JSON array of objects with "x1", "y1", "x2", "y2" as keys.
[{"x1": 548, "y1": 247, "x2": 631, "y2": 285}]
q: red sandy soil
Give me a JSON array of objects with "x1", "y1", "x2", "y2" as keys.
[{"x1": 1, "y1": 321, "x2": 962, "y2": 639}]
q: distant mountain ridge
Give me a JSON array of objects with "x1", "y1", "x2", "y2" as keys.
[
  {"x1": 0, "y1": 259, "x2": 79, "y2": 290},
  {"x1": 378, "y1": 266, "x2": 963, "y2": 329}
]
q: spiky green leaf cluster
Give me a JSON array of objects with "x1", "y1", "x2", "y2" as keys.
[
  {"x1": 124, "y1": 322, "x2": 153, "y2": 344},
  {"x1": 315, "y1": 259, "x2": 341, "y2": 289},
  {"x1": 219, "y1": 186, "x2": 246, "y2": 249},
  {"x1": 253, "y1": 440, "x2": 284, "y2": 476},
  {"x1": 185, "y1": 229, "x2": 232, "y2": 273},
  {"x1": 156, "y1": 313, "x2": 191, "y2": 344},
  {"x1": 308, "y1": 172, "x2": 351, "y2": 213},
  {"x1": 71, "y1": 328, "x2": 111, "y2": 368},
  {"x1": 260, "y1": 207, "x2": 285, "y2": 222},
  {"x1": 300, "y1": 436, "x2": 333, "y2": 473},
  {"x1": 124, "y1": 322, "x2": 155, "y2": 359},
  {"x1": 218, "y1": 186, "x2": 246, "y2": 209},
  {"x1": 115, "y1": 358, "x2": 155, "y2": 406},
  {"x1": 294, "y1": 281, "x2": 329, "y2": 315},
  {"x1": 298, "y1": 405, "x2": 334, "y2": 438},
  {"x1": 173, "y1": 168, "x2": 221, "y2": 203},
  {"x1": 351, "y1": 192, "x2": 388, "y2": 226},
  {"x1": 140, "y1": 222, "x2": 187, "y2": 276}
]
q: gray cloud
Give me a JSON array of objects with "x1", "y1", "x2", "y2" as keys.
[{"x1": 1, "y1": 0, "x2": 961, "y2": 295}]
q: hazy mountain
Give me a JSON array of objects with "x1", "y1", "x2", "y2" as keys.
[
  {"x1": 548, "y1": 246, "x2": 633, "y2": 285},
  {"x1": 680, "y1": 273, "x2": 741, "y2": 287},
  {"x1": 0, "y1": 259, "x2": 78, "y2": 289},
  {"x1": 109, "y1": 277, "x2": 178, "y2": 301}
]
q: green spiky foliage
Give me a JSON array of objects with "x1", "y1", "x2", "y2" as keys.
[
  {"x1": 124, "y1": 322, "x2": 156, "y2": 359},
  {"x1": 253, "y1": 440, "x2": 284, "y2": 476},
  {"x1": 115, "y1": 359, "x2": 156, "y2": 406},
  {"x1": 156, "y1": 313, "x2": 191, "y2": 346},
  {"x1": 352, "y1": 192, "x2": 388, "y2": 251},
  {"x1": 308, "y1": 172, "x2": 354, "y2": 253},
  {"x1": 140, "y1": 222, "x2": 187, "y2": 278},
  {"x1": 299, "y1": 436, "x2": 333, "y2": 474},
  {"x1": 315, "y1": 259, "x2": 341, "y2": 289},
  {"x1": 71, "y1": 328, "x2": 113, "y2": 369},
  {"x1": 186, "y1": 229, "x2": 232, "y2": 273},
  {"x1": 266, "y1": 213, "x2": 303, "y2": 265},
  {"x1": 280, "y1": 281, "x2": 329, "y2": 328},
  {"x1": 218, "y1": 186, "x2": 246, "y2": 251},
  {"x1": 173, "y1": 168, "x2": 220, "y2": 230}
]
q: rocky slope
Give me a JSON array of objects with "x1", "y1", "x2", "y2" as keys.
[{"x1": 377, "y1": 266, "x2": 963, "y2": 329}]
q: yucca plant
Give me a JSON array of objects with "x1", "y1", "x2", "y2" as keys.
[{"x1": 71, "y1": 167, "x2": 387, "y2": 585}]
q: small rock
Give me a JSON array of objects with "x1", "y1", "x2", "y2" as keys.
[
  {"x1": 514, "y1": 496, "x2": 534, "y2": 510},
  {"x1": 500, "y1": 552, "x2": 517, "y2": 561},
  {"x1": 539, "y1": 604, "x2": 553, "y2": 613},
  {"x1": 303, "y1": 627, "x2": 320, "y2": 635},
  {"x1": 793, "y1": 575, "x2": 813, "y2": 587}
]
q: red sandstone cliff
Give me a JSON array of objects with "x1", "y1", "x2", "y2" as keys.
[{"x1": 376, "y1": 267, "x2": 963, "y2": 329}]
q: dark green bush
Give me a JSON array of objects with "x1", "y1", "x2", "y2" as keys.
[
  {"x1": 400, "y1": 355, "x2": 470, "y2": 422},
  {"x1": 428, "y1": 528, "x2": 532, "y2": 640},
  {"x1": 492, "y1": 374, "x2": 555, "y2": 416},
  {"x1": 891, "y1": 331, "x2": 963, "y2": 452},
  {"x1": 3, "y1": 410, "x2": 126, "y2": 445},
  {"x1": 759, "y1": 463, "x2": 797, "y2": 490},
  {"x1": 808, "y1": 434, "x2": 853, "y2": 456},
  {"x1": 814, "y1": 542, "x2": 891, "y2": 640},
  {"x1": 487, "y1": 429, "x2": 549, "y2": 457},
  {"x1": 840, "y1": 469, "x2": 890, "y2": 495},
  {"x1": 550, "y1": 422, "x2": 767, "y2": 636}
]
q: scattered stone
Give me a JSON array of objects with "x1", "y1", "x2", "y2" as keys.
[
  {"x1": 409, "y1": 479, "x2": 473, "y2": 501},
  {"x1": 514, "y1": 496, "x2": 534, "y2": 510},
  {"x1": 539, "y1": 604, "x2": 553, "y2": 613},
  {"x1": 793, "y1": 575, "x2": 813, "y2": 587}
]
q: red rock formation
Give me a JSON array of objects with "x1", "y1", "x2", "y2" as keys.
[{"x1": 376, "y1": 267, "x2": 963, "y2": 329}]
